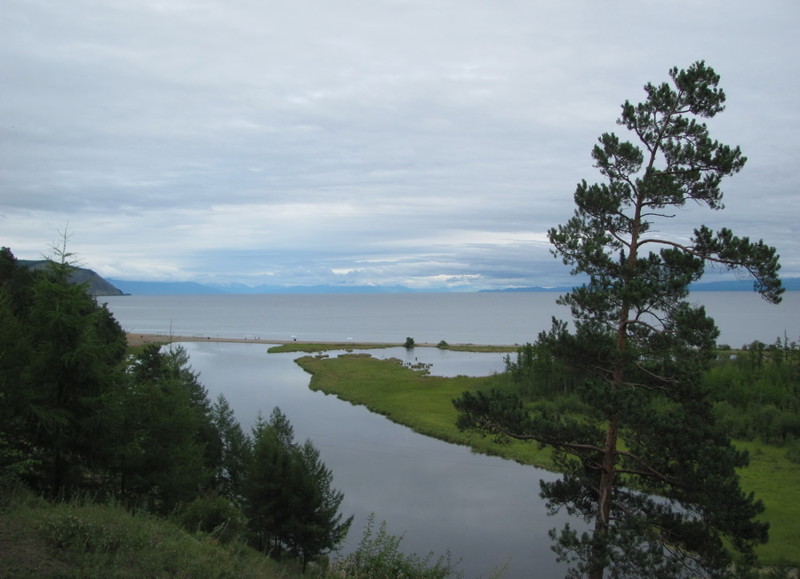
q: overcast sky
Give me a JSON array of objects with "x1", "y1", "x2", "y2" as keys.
[{"x1": 2, "y1": 0, "x2": 798, "y2": 291}]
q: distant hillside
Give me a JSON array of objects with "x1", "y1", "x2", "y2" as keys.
[
  {"x1": 103, "y1": 277, "x2": 800, "y2": 296},
  {"x1": 107, "y1": 280, "x2": 429, "y2": 295},
  {"x1": 108, "y1": 279, "x2": 225, "y2": 295},
  {"x1": 20, "y1": 260, "x2": 124, "y2": 297},
  {"x1": 482, "y1": 278, "x2": 800, "y2": 293}
]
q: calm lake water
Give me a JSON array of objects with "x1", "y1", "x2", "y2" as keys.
[
  {"x1": 104, "y1": 291, "x2": 800, "y2": 348},
  {"x1": 102, "y1": 291, "x2": 799, "y2": 578}
]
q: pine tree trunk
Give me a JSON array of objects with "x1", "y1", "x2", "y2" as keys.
[{"x1": 590, "y1": 419, "x2": 618, "y2": 579}]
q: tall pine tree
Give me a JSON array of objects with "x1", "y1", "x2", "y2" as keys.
[{"x1": 454, "y1": 62, "x2": 781, "y2": 578}]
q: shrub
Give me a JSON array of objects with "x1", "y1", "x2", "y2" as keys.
[
  {"x1": 175, "y1": 494, "x2": 247, "y2": 543},
  {"x1": 331, "y1": 513, "x2": 462, "y2": 578},
  {"x1": 404, "y1": 337, "x2": 415, "y2": 349},
  {"x1": 785, "y1": 442, "x2": 800, "y2": 465}
]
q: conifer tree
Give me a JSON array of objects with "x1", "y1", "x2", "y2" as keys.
[
  {"x1": 209, "y1": 394, "x2": 250, "y2": 500},
  {"x1": 243, "y1": 407, "x2": 351, "y2": 566},
  {"x1": 105, "y1": 344, "x2": 212, "y2": 512},
  {"x1": 24, "y1": 239, "x2": 127, "y2": 495},
  {"x1": 454, "y1": 62, "x2": 781, "y2": 578}
]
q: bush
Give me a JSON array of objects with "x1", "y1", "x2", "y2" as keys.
[
  {"x1": 175, "y1": 494, "x2": 247, "y2": 543},
  {"x1": 785, "y1": 442, "x2": 800, "y2": 465},
  {"x1": 331, "y1": 513, "x2": 462, "y2": 578},
  {"x1": 404, "y1": 337, "x2": 415, "y2": 349}
]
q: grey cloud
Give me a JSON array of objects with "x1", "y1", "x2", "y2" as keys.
[{"x1": 2, "y1": 0, "x2": 799, "y2": 290}]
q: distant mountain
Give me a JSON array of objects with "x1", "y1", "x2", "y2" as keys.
[
  {"x1": 479, "y1": 286, "x2": 572, "y2": 293},
  {"x1": 482, "y1": 278, "x2": 800, "y2": 293},
  {"x1": 108, "y1": 279, "x2": 225, "y2": 296},
  {"x1": 103, "y1": 277, "x2": 800, "y2": 296},
  {"x1": 211, "y1": 283, "x2": 427, "y2": 295},
  {"x1": 688, "y1": 278, "x2": 800, "y2": 291},
  {"x1": 107, "y1": 280, "x2": 426, "y2": 295},
  {"x1": 20, "y1": 260, "x2": 124, "y2": 296}
]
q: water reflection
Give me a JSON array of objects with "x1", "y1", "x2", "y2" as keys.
[{"x1": 182, "y1": 342, "x2": 571, "y2": 578}]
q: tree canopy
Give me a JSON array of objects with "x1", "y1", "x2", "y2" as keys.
[
  {"x1": 454, "y1": 61, "x2": 782, "y2": 578},
  {"x1": 244, "y1": 407, "x2": 352, "y2": 568},
  {"x1": 0, "y1": 244, "x2": 351, "y2": 571}
]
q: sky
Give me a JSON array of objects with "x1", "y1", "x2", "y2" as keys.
[{"x1": 2, "y1": 0, "x2": 798, "y2": 291}]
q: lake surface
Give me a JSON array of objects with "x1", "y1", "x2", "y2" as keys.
[
  {"x1": 102, "y1": 291, "x2": 799, "y2": 577},
  {"x1": 104, "y1": 291, "x2": 800, "y2": 348}
]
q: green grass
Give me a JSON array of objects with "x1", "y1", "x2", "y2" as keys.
[
  {"x1": 268, "y1": 343, "x2": 396, "y2": 353},
  {"x1": 269, "y1": 343, "x2": 518, "y2": 354},
  {"x1": 735, "y1": 441, "x2": 800, "y2": 566},
  {"x1": 296, "y1": 354, "x2": 556, "y2": 467},
  {"x1": 0, "y1": 483, "x2": 302, "y2": 578},
  {"x1": 296, "y1": 352, "x2": 800, "y2": 569}
]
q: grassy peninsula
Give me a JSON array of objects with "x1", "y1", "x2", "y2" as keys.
[{"x1": 294, "y1": 349, "x2": 800, "y2": 569}]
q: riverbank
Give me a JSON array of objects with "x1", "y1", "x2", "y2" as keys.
[
  {"x1": 125, "y1": 333, "x2": 515, "y2": 352},
  {"x1": 126, "y1": 333, "x2": 404, "y2": 348},
  {"x1": 296, "y1": 352, "x2": 800, "y2": 570}
]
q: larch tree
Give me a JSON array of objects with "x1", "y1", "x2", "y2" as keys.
[
  {"x1": 243, "y1": 407, "x2": 351, "y2": 566},
  {"x1": 454, "y1": 62, "x2": 781, "y2": 578},
  {"x1": 25, "y1": 238, "x2": 127, "y2": 495},
  {"x1": 209, "y1": 393, "x2": 251, "y2": 501}
]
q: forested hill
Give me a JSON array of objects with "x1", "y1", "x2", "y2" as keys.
[{"x1": 19, "y1": 260, "x2": 124, "y2": 296}]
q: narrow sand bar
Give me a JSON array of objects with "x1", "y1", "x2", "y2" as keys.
[{"x1": 125, "y1": 333, "x2": 428, "y2": 348}]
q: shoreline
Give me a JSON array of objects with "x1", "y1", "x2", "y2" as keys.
[{"x1": 125, "y1": 333, "x2": 441, "y2": 348}]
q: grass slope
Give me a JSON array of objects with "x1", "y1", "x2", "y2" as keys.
[
  {"x1": 296, "y1": 352, "x2": 800, "y2": 568},
  {"x1": 0, "y1": 484, "x2": 301, "y2": 578}
]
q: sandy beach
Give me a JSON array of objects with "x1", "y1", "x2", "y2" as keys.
[
  {"x1": 125, "y1": 333, "x2": 291, "y2": 347},
  {"x1": 124, "y1": 333, "x2": 423, "y2": 348}
]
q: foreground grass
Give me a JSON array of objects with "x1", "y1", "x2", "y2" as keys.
[
  {"x1": 296, "y1": 352, "x2": 800, "y2": 568},
  {"x1": 0, "y1": 484, "x2": 301, "y2": 578}
]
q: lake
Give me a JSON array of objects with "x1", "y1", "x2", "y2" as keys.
[
  {"x1": 103, "y1": 291, "x2": 799, "y2": 577},
  {"x1": 104, "y1": 291, "x2": 800, "y2": 348}
]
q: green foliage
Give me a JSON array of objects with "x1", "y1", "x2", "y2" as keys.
[
  {"x1": 707, "y1": 338, "x2": 800, "y2": 444},
  {"x1": 296, "y1": 340, "x2": 799, "y2": 568},
  {"x1": 455, "y1": 61, "x2": 781, "y2": 578},
  {"x1": 331, "y1": 513, "x2": 463, "y2": 578},
  {"x1": 100, "y1": 344, "x2": 216, "y2": 513},
  {"x1": 0, "y1": 246, "x2": 127, "y2": 497},
  {"x1": 404, "y1": 336, "x2": 416, "y2": 349},
  {"x1": 210, "y1": 394, "x2": 251, "y2": 501},
  {"x1": 0, "y1": 484, "x2": 295, "y2": 578},
  {"x1": 175, "y1": 493, "x2": 248, "y2": 543},
  {"x1": 785, "y1": 442, "x2": 800, "y2": 465},
  {"x1": 244, "y1": 407, "x2": 352, "y2": 568},
  {"x1": 298, "y1": 353, "x2": 551, "y2": 466},
  {"x1": 503, "y1": 340, "x2": 585, "y2": 398},
  {"x1": 1, "y1": 243, "x2": 361, "y2": 573}
]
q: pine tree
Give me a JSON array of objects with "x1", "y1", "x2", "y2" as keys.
[
  {"x1": 454, "y1": 62, "x2": 781, "y2": 578},
  {"x1": 243, "y1": 407, "x2": 351, "y2": 566}
]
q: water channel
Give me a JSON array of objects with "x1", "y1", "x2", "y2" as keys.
[{"x1": 181, "y1": 341, "x2": 575, "y2": 578}]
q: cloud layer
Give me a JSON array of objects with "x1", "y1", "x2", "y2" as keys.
[{"x1": 2, "y1": 0, "x2": 798, "y2": 290}]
